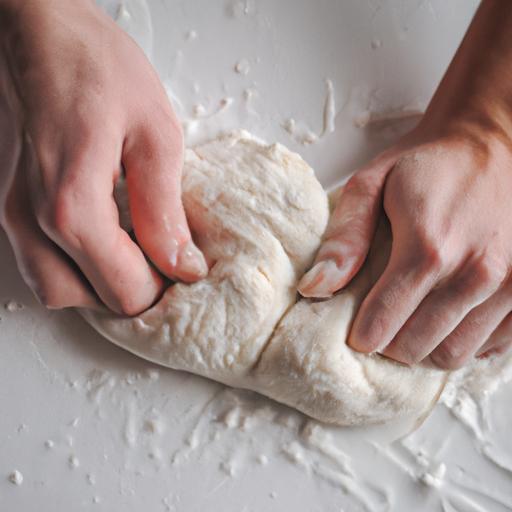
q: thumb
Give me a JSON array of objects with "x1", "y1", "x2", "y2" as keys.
[
  {"x1": 123, "y1": 122, "x2": 208, "y2": 283},
  {"x1": 298, "y1": 150, "x2": 399, "y2": 298}
]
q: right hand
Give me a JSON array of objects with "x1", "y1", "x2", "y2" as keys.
[
  {"x1": 298, "y1": 121, "x2": 512, "y2": 369},
  {"x1": 299, "y1": 0, "x2": 512, "y2": 369},
  {"x1": 0, "y1": 0, "x2": 207, "y2": 315}
]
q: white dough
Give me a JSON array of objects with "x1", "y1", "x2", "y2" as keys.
[
  {"x1": 255, "y1": 222, "x2": 446, "y2": 425},
  {"x1": 81, "y1": 131, "x2": 446, "y2": 426}
]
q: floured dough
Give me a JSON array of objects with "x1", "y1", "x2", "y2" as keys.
[
  {"x1": 256, "y1": 222, "x2": 446, "y2": 425},
  {"x1": 81, "y1": 131, "x2": 446, "y2": 426}
]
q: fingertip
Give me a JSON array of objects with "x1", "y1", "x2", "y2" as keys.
[
  {"x1": 108, "y1": 263, "x2": 164, "y2": 316},
  {"x1": 347, "y1": 334, "x2": 373, "y2": 354},
  {"x1": 298, "y1": 257, "x2": 355, "y2": 298},
  {"x1": 380, "y1": 342, "x2": 414, "y2": 366},
  {"x1": 347, "y1": 314, "x2": 384, "y2": 354},
  {"x1": 476, "y1": 342, "x2": 512, "y2": 359},
  {"x1": 173, "y1": 239, "x2": 208, "y2": 283},
  {"x1": 348, "y1": 340, "x2": 374, "y2": 354},
  {"x1": 346, "y1": 327, "x2": 367, "y2": 353},
  {"x1": 298, "y1": 261, "x2": 333, "y2": 298}
]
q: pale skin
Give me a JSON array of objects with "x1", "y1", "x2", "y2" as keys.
[
  {"x1": 299, "y1": 0, "x2": 512, "y2": 369},
  {"x1": 0, "y1": 1, "x2": 511, "y2": 368},
  {"x1": 0, "y1": 0, "x2": 207, "y2": 316}
]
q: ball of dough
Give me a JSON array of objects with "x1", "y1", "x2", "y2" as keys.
[
  {"x1": 81, "y1": 131, "x2": 446, "y2": 426},
  {"x1": 83, "y1": 131, "x2": 329, "y2": 385}
]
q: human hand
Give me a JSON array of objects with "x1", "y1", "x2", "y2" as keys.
[
  {"x1": 0, "y1": 0, "x2": 207, "y2": 315},
  {"x1": 299, "y1": 0, "x2": 512, "y2": 369},
  {"x1": 299, "y1": 126, "x2": 512, "y2": 369}
]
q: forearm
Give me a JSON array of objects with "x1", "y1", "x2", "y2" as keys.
[
  {"x1": 1, "y1": 0, "x2": 100, "y2": 87},
  {"x1": 424, "y1": 0, "x2": 512, "y2": 141}
]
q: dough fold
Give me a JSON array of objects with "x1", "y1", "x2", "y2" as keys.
[{"x1": 82, "y1": 131, "x2": 445, "y2": 426}]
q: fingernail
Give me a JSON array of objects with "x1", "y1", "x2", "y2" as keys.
[
  {"x1": 298, "y1": 259, "x2": 345, "y2": 298},
  {"x1": 176, "y1": 240, "x2": 208, "y2": 281}
]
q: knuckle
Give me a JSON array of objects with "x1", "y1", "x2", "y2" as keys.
[
  {"x1": 384, "y1": 161, "x2": 414, "y2": 202},
  {"x1": 412, "y1": 229, "x2": 446, "y2": 276},
  {"x1": 471, "y1": 253, "x2": 508, "y2": 290},
  {"x1": 421, "y1": 246, "x2": 444, "y2": 275},
  {"x1": 39, "y1": 187, "x2": 82, "y2": 247},
  {"x1": 345, "y1": 171, "x2": 384, "y2": 206}
]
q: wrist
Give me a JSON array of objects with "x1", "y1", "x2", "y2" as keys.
[
  {"x1": 415, "y1": 0, "x2": 512, "y2": 153},
  {"x1": 416, "y1": 92, "x2": 512, "y2": 155},
  {"x1": 1, "y1": 0, "x2": 99, "y2": 54},
  {"x1": 1, "y1": 0, "x2": 97, "y2": 28}
]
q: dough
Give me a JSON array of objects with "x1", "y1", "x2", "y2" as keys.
[{"x1": 81, "y1": 131, "x2": 446, "y2": 426}]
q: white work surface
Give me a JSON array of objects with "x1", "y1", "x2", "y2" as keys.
[{"x1": 2, "y1": 1, "x2": 512, "y2": 511}]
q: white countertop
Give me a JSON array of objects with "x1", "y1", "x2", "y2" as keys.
[{"x1": 3, "y1": 1, "x2": 512, "y2": 511}]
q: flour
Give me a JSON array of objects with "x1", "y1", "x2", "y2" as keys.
[
  {"x1": 68, "y1": 455, "x2": 80, "y2": 469},
  {"x1": 4, "y1": 300, "x2": 23, "y2": 312},
  {"x1": 8, "y1": 470, "x2": 23, "y2": 485},
  {"x1": 234, "y1": 58, "x2": 251, "y2": 75},
  {"x1": 282, "y1": 79, "x2": 337, "y2": 145}
]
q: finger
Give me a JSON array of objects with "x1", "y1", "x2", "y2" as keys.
[
  {"x1": 34, "y1": 140, "x2": 164, "y2": 316},
  {"x1": 476, "y1": 312, "x2": 512, "y2": 358},
  {"x1": 430, "y1": 275, "x2": 512, "y2": 369},
  {"x1": 347, "y1": 238, "x2": 442, "y2": 353},
  {"x1": 299, "y1": 149, "x2": 399, "y2": 298},
  {"x1": 383, "y1": 254, "x2": 505, "y2": 365},
  {"x1": 4, "y1": 147, "x2": 99, "y2": 310},
  {"x1": 122, "y1": 119, "x2": 207, "y2": 283},
  {"x1": 8, "y1": 214, "x2": 101, "y2": 311}
]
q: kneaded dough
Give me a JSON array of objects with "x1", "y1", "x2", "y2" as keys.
[{"x1": 81, "y1": 131, "x2": 446, "y2": 426}]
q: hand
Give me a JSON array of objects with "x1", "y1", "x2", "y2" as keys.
[
  {"x1": 0, "y1": 0, "x2": 207, "y2": 315},
  {"x1": 299, "y1": 125, "x2": 512, "y2": 369},
  {"x1": 299, "y1": 0, "x2": 512, "y2": 369}
]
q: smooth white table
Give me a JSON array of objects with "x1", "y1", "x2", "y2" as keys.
[{"x1": 4, "y1": 1, "x2": 512, "y2": 511}]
